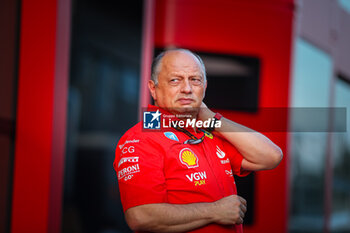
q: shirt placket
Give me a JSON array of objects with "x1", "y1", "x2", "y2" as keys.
[{"x1": 201, "y1": 140, "x2": 226, "y2": 198}]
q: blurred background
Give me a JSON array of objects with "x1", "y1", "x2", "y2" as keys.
[{"x1": 1, "y1": 0, "x2": 350, "y2": 233}]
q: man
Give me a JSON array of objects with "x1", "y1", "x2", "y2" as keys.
[{"x1": 114, "y1": 48, "x2": 282, "y2": 233}]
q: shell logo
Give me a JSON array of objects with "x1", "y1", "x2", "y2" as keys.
[{"x1": 179, "y1": 148, "x2": 199, "y2": 168}]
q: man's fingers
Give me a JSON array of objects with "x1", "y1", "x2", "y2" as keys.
[
  {"x1": 238, "y1": 196, "x2": 247, "y2": 214},
  {"x1": 240, "y1": 203, "x2": 247, "y2": 213},
  {"x1": 238, "y1": 196, "x2": 247, "y2": 205},
  {"x1": 239, "y1": 210, "x2": 245, "y2": 218}
]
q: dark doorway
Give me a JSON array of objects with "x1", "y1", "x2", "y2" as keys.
[{"x1": 62, "y1": 1, "x2": 143, "y2": 232}]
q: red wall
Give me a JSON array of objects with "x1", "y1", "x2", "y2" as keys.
[{"x1": 154, "y1": 0, "x2": 294, "y2": 232}]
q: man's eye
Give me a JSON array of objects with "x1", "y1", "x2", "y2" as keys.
[
  {"x1": 191, "y1": 78, "x2": 202, "y2": 85},
  {"x1": 170, "y1": 79, "x2": 179, "y2": 83}
]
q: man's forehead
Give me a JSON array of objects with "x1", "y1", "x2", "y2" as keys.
[
  {"x1": 162, "y1": 51, "x2": 202, "y2": 71},
  {"x1": 168, "y1": 71, "x2": 203, "y2": 77}
]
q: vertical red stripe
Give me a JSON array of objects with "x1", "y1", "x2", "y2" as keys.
[
  {"x1": 48, "y1": 0, "x2": 71, "y2": 232},
  {"x1": 139, "y1": 0, "x2": 156, "y2": 119},
  {"x1": 11, "y1": 0, "x2": 70, "y2": 232}
]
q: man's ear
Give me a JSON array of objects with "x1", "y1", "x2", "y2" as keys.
[{"x1": 148, "y1": 80, "x2": 157, "y2": 101}]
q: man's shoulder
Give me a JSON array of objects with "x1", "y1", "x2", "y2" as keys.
[
  {"x1": 117, "y1": 121, "x2": 166, "y2": 148},
  {"x1": 121, "y1": 121, "x2": 164, "y2": 139},
  {"x1": 114, "y1": 122, "x2": 166, "y2": 166},
  {"x1": 122, "y1": 121, "x2": 143, "y2": 138}
]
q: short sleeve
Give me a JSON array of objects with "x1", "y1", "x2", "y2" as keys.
[
  {"x1": 221, "y1": 139, "x2": 251, "y2": 177},
  {"x1": 113, "y1": 135, "x2": 167, "y2": 212}
]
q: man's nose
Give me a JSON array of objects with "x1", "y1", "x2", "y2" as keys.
[{"x1": 181, "y1": 79, "x2": 192, "y2": 93}]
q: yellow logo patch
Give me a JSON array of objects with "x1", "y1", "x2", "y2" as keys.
[
  {"x1": 179, "y1": 148, "x2": 199, "y2": 168},
  {"x1": 203, "y1": 130, "x2": 213, "y2": 139}
]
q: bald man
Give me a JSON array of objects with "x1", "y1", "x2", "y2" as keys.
[{"x1": 114, "y1": 49, "x2": 282, "y2": 233}]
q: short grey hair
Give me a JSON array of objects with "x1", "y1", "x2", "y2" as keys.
[{"x1": 151, "y1": 48, "x2": 207, "y2": 85}]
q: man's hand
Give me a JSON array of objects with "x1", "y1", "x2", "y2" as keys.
[
  {"x1": 198, "y1": 102, "x2": 283, "y2": 171},
  {"x1": 197, "y1": 102, "x2": 215, "y2": 121},
  {"x1": 212, "y1": 195, "x2": 247, "y2": 225}
]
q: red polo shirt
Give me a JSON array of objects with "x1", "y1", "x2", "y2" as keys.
[{"x1": 114, "y1": 106, "x2": 250, "y2": 233}]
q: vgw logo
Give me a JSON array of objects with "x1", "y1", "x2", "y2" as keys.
[{"x1": 143, "y1": 110, "x2": 161, "y2": 129}]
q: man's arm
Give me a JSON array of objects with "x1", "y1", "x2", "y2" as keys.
[
  {"x1": 198, "y1": 103, "x2": 283, "y2": 171},
  {"x1": 125, "y1": 195, "x2": 246, "y2": 233}
]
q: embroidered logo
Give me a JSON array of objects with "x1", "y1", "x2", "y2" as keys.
[
  {"x1": 186, "y1": 171, "x2": 207, "y2": 186},
  {"x1": 164, "y1": 132, "x2": 179, "y2": 141},
  {"x1": 216, "y1": 145, "x2": 226, "y2": 159},
  {"x1": 118, "y1": 156, "x2": 139, "y2": 168},
  {"x1": 179, "y1": 148, "x2": 199, "y2": 169},
  {"x1": 225, "y1": 169, "x2": 233, "y2": 177},
  {"x1": 118, "y1": 164, "x2": 140, "y2": 181},
  {"x1": 118, "y1": 139, "x2": 139, "y2": 149},
  {"x1": 203, "y1": 130, "x2": 213, "y2": 139}
]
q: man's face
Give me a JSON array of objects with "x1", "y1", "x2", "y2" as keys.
[{"x1": 149, "y1": 51, "x2": 207, "y2": 116}]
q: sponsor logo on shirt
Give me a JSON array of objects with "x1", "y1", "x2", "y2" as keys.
[
  {"x1": 118, "y1": 156, "x2": 139, "y2": 168},
  {"x1": 225, "y1": 169, "x2": 233, "y2": 177},
  {"x1": 203, "y1": 130, "x2": 213, "y2": 139},
  {"x1": 179, "y1": 148, "x2": 199, "y2": 169},
  {"x1": 221, "y1": 158, "x2": 230, "y2": 164},
  {"x1": 121, "y1": 146, "x2": 135, "y2": 154},
  {"x1": 119, "y1": 139, "x2": 139, "y2": 149},
  {"x1": 143, "y1": 110, "x2": 161, "y2": 129},
  {"x1": 216, "y1": 145, "x2": 226, "y2": 159},
  {"x1": 164, "y1": 132, "x2": 179, "y2": 141},
  {"x1": 118, "y1": 164, "x2": 140, "y2": 181},
  {"x1": 186, "y1": 171, "x2": 207, "y2": 186}
]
